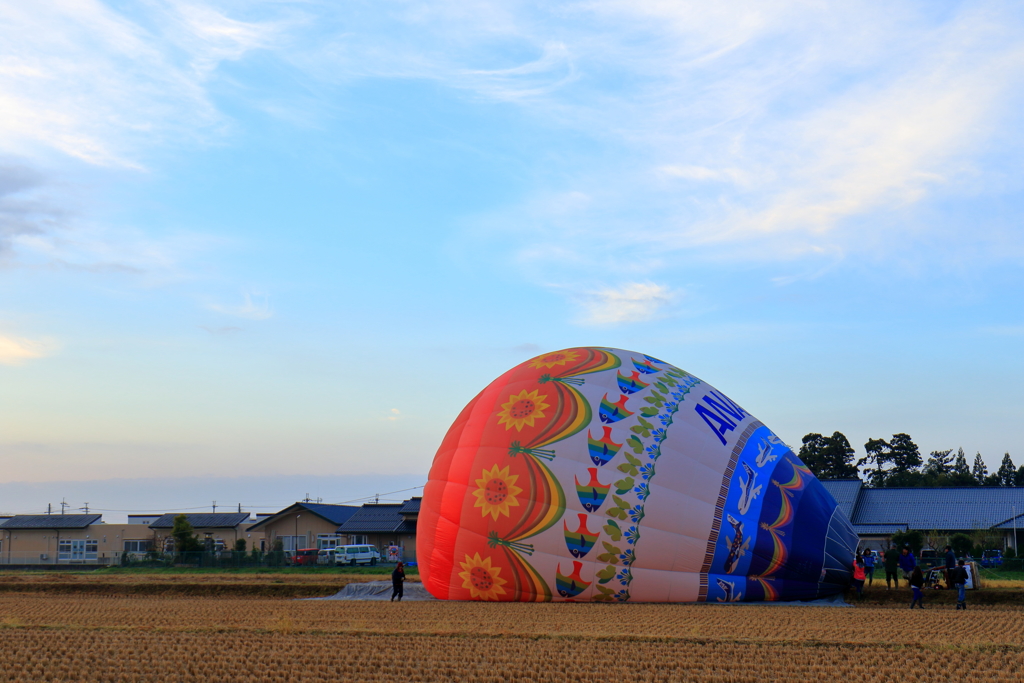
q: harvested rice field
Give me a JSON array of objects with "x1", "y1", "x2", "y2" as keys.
[{"x1": 2, "y1": 592, "x2": 1023, "y2": 682}]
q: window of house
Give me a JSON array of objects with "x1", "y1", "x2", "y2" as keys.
[
  {"x1": 317, "y1": 534, "x2": 341, "y2": 549},
  {"x1": 280, "y1": 535, "x2": 306, "y2": 552},
  {"x1": 351, "y1": 535, "x2": 368, "y2": 545},
  {"x1": 58, "y1": 539, "x2": 98, "y2": 561},
  {"x1": 123, "y1": 540, "x2": 152, "y2": 553}
]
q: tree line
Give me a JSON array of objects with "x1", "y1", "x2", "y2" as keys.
[{"x1": 798, "y1": 431, "x2": 1023, "y2": 487}]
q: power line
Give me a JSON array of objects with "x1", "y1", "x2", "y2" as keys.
[{"x1": 334, "y1": 485, "x2": 424, "y2": 505}]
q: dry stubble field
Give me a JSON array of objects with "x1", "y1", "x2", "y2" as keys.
[{"x1": 1, "y1": 577, "x2": 1023, "y2": 682}]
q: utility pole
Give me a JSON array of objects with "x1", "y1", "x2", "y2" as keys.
[
  {"x1": 212, "y1": 501, "x2": 217, "y2": 513},
  {"x1": 60, "y1": 499, "x2": 68, "y2": 514},
  {"x1": 81, "y1": 503, "x2": 89, "y2": 514},
  {"x1": 47, "y1": 503, "x2": 52, "y2": 515},
  {"x1": 374, "y1": 493, "x2": 379, "y2": 504},
  {"x1": 1014, "y1": 505, "x2": 1018, "y2": 556},
  {"x1": 238, "y1": 503, "x2": 242, "y2": 513}
]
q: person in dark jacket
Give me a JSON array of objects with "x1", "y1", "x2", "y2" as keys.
[
  {"x1": 944, "y1": 546, "x2": 957, "y2": 589},
  {"x1": 952, "y1": 559, "x2": 969, "y2": 610},
  {"x1": 883, "y1": 545, "x2": 901, "y2": 589},
  {"x1": 391, "y1": 561, "x2": 405, "y2": 602},
  {"x1": 909, "y1": 566, "x2": 925, "y2": 608}
]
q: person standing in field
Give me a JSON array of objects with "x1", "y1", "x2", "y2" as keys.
[
  {"x1": 944, "y1": 545, "x2": 957, "y2": 589},
  {"x1": 909, "y1": 566, "x2": 925, "y2": 608},
  {"x1": 898, "y1": 546, "x2": 916, "y2": 581},
  {"x1": 952, "y1": 559, "x2": 968, "y2": 610},
  {"x1": 884, "y1": 545, "x2": 901, "y2": 589},
  {"x1": 862, "y1": 548, "x2": 876, "y2": 586},
  {"x1": 391, "y1": 561, "x2": 405, "y2": 602},
  {"x1": 851, "y1": 554, "x2": 866, "y2": 600}
]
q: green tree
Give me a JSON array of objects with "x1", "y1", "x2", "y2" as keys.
[
  {"x1": 972, "y1": 452, "x2": 989, "y2": 486},
  {"x1": 858, "y1": 434, "x2": 923, "y2": 487},
  {"x1": 922, "y1": 449, "x2": 953, "y2": 486},
  {"x1": 948, "y1": 448, "x2": 977, "y2": 486},
  {"x1": 1015, "y1": 464, "x2": 1024, "y2": 487},
  {"x1": 949, "y1": 532, "x2": 973, "y2": 557},
  {"x1": 171, "y1": 514, "x2": 202, "y2": 552},
  {"x1": 996, "y1": 453, "x2": 1016, "y2": 487},
  {"x1": 234, "y1": 538, "x2": 247, "y2": 552},
  {"x1": 798, "y1": 432, "x2": 859, "y2": 480},
  {"x1": 891, "y1": 529, "x2": 924, "y2": 555}
]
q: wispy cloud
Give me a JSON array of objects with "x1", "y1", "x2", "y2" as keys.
[
  {"x1": 332, "y1": 2, "x2": 1023, "y2": 273},
  {"x1": 0, "y1": 334, "x2": 55, "y2": 365},
  {"x1": 207, "y1": 292, "x2": 273, "y2": 320},
  {"x1": 0, "y1": 0, "x2": 285, "y2": 167},
  {"x1": 574, "y1": 282, "x2": 679, "y2": 326}
]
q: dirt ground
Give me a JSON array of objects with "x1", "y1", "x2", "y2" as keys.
[{"x1": 2, "y1": 587, "x2": 1023, "y2": 682}]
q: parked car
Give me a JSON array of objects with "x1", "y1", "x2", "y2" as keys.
[
  {"x1": 335, "y1": 544, "x2": 380, "y2": 566},
  {"x1": 980, "y1": 549, "x2": 1003, "y2": 568},
  {"x1": 317, "y1": 549, "x2": 337, "y2": 566},
  {"x1": 918, "y1": 549, "x2": 939, "y2": 569},
  {"x1": 291, "y1": 548, "x2": 320, "y2": 566}
]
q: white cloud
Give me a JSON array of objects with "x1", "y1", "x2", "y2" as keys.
[
  {"x1": 335, "y1": 1, "x2": 1024, "y2": 271},
  {"x1": 574, "y1": 282, "x2": 678, "y2": 326},
  {"x1": 207, "y1": 292, "x2": 273, "y2": 320},
  {"x1": 0, "y1": 335, "x2": 55, "y2": 365},
  {"x1": 0, "y1": 0, "x2": 284, "y2": 168}
]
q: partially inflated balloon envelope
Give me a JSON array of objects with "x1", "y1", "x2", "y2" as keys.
[{"x1": 418, "y1": 348, "x2": 857, "y2": 603}]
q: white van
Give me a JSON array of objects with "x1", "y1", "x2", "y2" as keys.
[{"x1": 335, "y1": 544, "x2": 380, "y2": 566}]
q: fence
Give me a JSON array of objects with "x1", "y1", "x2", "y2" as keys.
[{"x1": 0, "y1": 550, "x2": 398, "y2": 568}]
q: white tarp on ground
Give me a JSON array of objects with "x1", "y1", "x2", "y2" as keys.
[{"x1": 304, "y1": 580, "x2": 437, "y2": 601}]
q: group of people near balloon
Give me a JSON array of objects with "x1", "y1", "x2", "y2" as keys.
[{"x1": 849, "y1": 545, "x2": 970, "y2": 609}]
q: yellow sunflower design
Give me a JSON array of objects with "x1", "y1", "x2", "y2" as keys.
[
  {"x1": 528, "y1": 350, "x2": 580, "y2": 370},
  {"x1": 496, "y1": 389, "x2": 550, "y2": 431},
  {"x1": 472, "y1": 464, "x2": 523, "y2": 521},
  {"x1": 458, "y1": 553, "x2": 508, "y2": 601}
]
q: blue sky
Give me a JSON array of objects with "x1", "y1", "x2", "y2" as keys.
[{"x1": 2, "y1": 0, "x2": 1023, "y2": 517}]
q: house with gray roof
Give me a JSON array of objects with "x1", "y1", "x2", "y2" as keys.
[
  {"x1": 149, "y1": 512, "x2": 257, "y2": 553},
  {"x1": 337, "y1": 498, "x2": 420, "y2": 560},
  {"x1": 820, "y1": 480, "x2": 1024, "y2": 551},
  {"x1": 245, "y1": 502, "x2": 360, "y2": 553}
]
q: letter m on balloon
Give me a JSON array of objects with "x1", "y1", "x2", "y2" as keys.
[{"x1": 695, "y1": 391, "x2": 747, "y2": 446}]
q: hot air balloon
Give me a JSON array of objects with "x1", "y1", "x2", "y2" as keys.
[{"x1": 418, "y1": 347, "x2": 857, "y2": 603}]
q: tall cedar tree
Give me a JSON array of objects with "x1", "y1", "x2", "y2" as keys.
[
  {"x1": 972, "y1": 452, "x2": 990, "y2": 486},
  {"x1": 996, "y1": 453, "x2": 1016, "y2": 487},
  {"x1": 949, "y1": 447, "x2": 977, "y2": 486},
  {"x1": 798, "y1": 432, "x2": 859, "y2": 479}
]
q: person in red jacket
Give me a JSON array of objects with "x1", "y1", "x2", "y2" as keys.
[{"x1": 851, "y1": 554, "x2": 866, "y2": 600}]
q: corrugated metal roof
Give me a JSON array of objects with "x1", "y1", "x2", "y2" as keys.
[
  {"x1": 0, "y1": 514, "x2": 101, "y2": 529},
  {"x1": 337, "y1": 504, "x2": 405, "y2": 533},
  {"x1": 149, "y1": 513, "x2": 251, "y2": 529},
  {"x1": 246, "y1": 503, "x2": 361, "y2": 532},
  {"x1": 853, "y1": 524, "x2": 908, "y2": 535},
  {"x1": 849, "y1": 487, "x2": 1024, "y2": 531},
  {"x1": 297, "y1": 503, "x2": 360, "y2": 525},
  {"x1": 395, "y1": 519, "x2": 417, "y2": 534},
  {"x1": 819, "y1": 480, "x2": 862, "y2": 520},
  {"x1": 993, "y1": 512, "x2": 1024, "y2": 530},
  {"x1": 399, "y1": 497, "x2": 421, "y2": 515}
]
